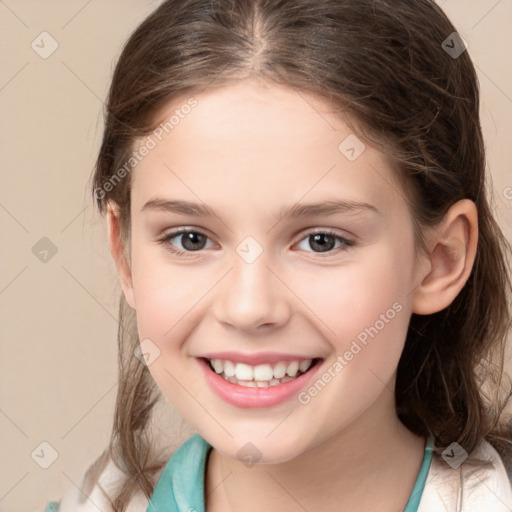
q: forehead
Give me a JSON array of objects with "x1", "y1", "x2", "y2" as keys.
[{"x1": 130, "y1": 79, "x2": 407, "y2": 220}]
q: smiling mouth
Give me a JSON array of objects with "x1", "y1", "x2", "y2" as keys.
[{"x1": 201, "y1": 357, "x2": 322, "y2": 388}]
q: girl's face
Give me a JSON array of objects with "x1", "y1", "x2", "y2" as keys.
[{"x1": 118, "y1": 78, "x2": 426, "y2": 462}]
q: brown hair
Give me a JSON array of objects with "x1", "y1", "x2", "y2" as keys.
[{"x1": 87, "y1": 0, "x2": 512, "y2": 509}]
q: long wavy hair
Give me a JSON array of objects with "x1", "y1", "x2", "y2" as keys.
[{"x1": 85, "y1": 0, "x2": 512, "y2": 509}]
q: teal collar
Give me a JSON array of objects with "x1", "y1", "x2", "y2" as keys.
[
  {"x1": 403, "y1": 435, "x2": 434, "y2": 511},
  {"x1": 147, "y1": 434, "x2": 433, "y2": 512},
  {"x1": 147, "y1": 433, "x2": 212, "y2": 512}
]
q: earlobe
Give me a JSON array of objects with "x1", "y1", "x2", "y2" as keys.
[
  {"x1": 106, "y1": 202, "x2": 136, "y2": 310},
  {"x1": 411, "y1": 199, "x2": 478, "y2": 315}
]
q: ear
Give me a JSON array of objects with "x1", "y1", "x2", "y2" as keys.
[
  {"x1": 411, "y1": 199, "x2": 478, "y2": 315},
  {"x1": 106, "y1": 201, "x2": 136, "y2": 310}
]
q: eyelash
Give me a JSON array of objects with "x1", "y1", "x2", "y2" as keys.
[{"x1": 157, "y1": 228, "x2": 355, "y2": 258}]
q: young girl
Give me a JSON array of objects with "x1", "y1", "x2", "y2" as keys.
[{"x1": 42, "y1": 0, "x2": 512, "y2": 510}]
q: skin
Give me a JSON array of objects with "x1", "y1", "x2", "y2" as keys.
[{"x1": 107, "y1": 77, "x2": 478, "y2": 511}]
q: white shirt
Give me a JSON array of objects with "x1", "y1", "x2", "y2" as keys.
[{"x1": 41, "y1": 437, "x2": 512, "y2": 512}]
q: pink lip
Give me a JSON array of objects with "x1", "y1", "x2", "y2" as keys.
[
  {"x1": 196, "y1": 357, "x2": 323, "y2": 409},
  {"x1": 199, "y1": 351, "x2": 318, "y2": 366}
]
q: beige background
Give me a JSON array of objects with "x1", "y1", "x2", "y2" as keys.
[{"x1": 0, "y1": 1, "x2": 511, "y2": 511}]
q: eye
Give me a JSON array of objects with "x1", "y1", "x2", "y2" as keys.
[
  {"x1": 158, "y1": 228, "x2": 355, "y2": 258},
  {"x1": 295, "y1": 230, "x2": 354, "y2": 255},
  {"x1": 158, "y1": 228, "x2": 214, "y2": 256}
]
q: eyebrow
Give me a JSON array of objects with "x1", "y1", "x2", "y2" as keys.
[{"x1": 141, "y1": 198, "x2": 379, "y2": 219}]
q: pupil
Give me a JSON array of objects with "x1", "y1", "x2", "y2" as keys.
[
  {"x1": 183, "y1": 232, "x2": 206, "y2": 251},
  {"x1": 311, "y1": 233, "x2": 335, "y2": 252}
]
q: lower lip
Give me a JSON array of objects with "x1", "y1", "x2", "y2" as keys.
[{"x1": 197, "y1": 357, "x2": 323, "y2": 408}]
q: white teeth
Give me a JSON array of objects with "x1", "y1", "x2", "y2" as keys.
[
  {"x1": 286, "y1": 361, "x2": 299, "y2": 377},
  {"x1": 235, "y1": 363, "x2": 253, "y2": 381},
  {"x1": 237, "y1": 380, "x2": 257, "y2": 387},
  {"x1": 223, "y1": 360, "x2": 236, "y2": 377},
  {"x1": 273, "y1": 361, "x2": 287, "y2": 379},
  {"x1": 208, "y1": 358, "x2": 315, "y2": 385},
  {"x1": 253, "y1": 364, "x2": 274, "y2": 381},
  {"x1": 299, "y1": 360, "x2": 312, "y2": 372},
  {"x1": 212, "y1": 359, "x2": 223, "y2": 373}
]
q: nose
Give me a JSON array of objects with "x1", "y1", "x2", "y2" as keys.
[{"x1": 212, "y1": 249, "x2": 292, "y2": 332}]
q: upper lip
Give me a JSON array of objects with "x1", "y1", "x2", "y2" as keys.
[{"x1": 198, "y1": 352, "x2": 322, "y2": 366}]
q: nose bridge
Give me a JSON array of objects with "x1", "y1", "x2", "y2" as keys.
[{"x1": 213, "y1": 236, "x2": 290, "y2": 330}]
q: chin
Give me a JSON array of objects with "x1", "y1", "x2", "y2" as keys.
[{"x1": 209, "y1": 430, "x2": 312, "y2": 466}]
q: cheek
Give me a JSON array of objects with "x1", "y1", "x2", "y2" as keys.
[
  {"x1": 132, "y1": 267, "x2": 201, "y2": 339},
  {"x1": 290, "y1": 247, "x2": 414, "y2": 422},
  {"x1": 291, "y1": 240, "x2": 415, "y2": 378},
  {"x1": 129, "y1": 241, "x2": 196, "y2": 338},
  {"x1": 129, "y1": 256, "x2": 208, "y2": 398},
  {"x1": 302, "y1": 242, "x2": 413, "y2": 326}
]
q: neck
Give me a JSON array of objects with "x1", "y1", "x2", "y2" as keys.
[{"x1": 205, "y1": 389, "x2": 426, "y2": 512}]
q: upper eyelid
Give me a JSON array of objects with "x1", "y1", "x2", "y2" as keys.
[{"x1": 161, "y1": 227, "x2": 217, "y2": 246}]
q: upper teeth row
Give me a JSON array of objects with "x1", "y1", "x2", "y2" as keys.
[{"x1": 209, "y1": 359, "x2": 313, "y2": 381}]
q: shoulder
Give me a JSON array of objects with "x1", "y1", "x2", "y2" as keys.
[
  {"x1": 38, "y1": 502, "x2": 60, "y2": 512},
  {"x1": 46, "y1": 457, "x2": 166, "y2": 512},
  {"x1": 38, "y1": 426, "x2": 199, "y2": 512},
  {"x1": 419, "y1": 438, "x2": 512, "y2": 511}
]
